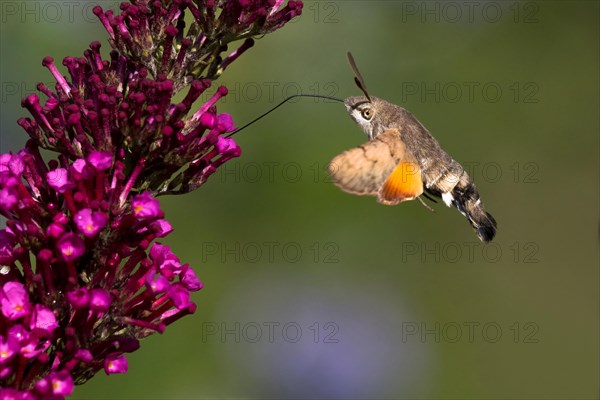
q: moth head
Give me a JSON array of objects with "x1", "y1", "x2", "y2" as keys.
[
  {"x1": 345, "y1": 52, "x2": 386, "y2": 139},
  {"x1": 345, "y1": 96, "x2": 389, "y2": 140}
]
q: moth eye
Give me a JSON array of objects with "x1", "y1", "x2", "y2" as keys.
[{"x1": 361, "y1": 108, "x2": 373, "y2": 120}]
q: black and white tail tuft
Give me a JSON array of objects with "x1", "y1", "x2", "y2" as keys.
[{"x1": 450, "y1": 176, "x2": 497, "y2": 243}]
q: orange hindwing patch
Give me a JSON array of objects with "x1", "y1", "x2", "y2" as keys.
[{"x1": 379, "y1": 161, "x2": 424, "y2": 204}]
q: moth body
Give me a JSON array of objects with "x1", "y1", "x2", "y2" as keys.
[
  {"x1": 331, "y1": 95, "x2": 497, "y2": 243},
  {"x1": 329, "y1": 52, "x2": 497, "y2": 242}
]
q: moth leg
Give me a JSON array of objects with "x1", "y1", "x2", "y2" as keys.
[
  {"x1": 422, "y1": 191, "x2": 438, "y2": 203},
  {"x1": 417, "y1": 196, "x2": 436, "y2": 213}
]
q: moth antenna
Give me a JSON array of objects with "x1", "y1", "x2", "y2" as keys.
[
  {"x1": 417, "y1": 196, "x2": 436, "y2": 213},
  {"x1": 347, "y1": 51, "x2": 372, "y2": 102},
  {"x1": 226, "y1": 94, "x2": 344, "y2": 137}
]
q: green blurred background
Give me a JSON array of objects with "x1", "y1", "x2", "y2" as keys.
[{"x1": 1, "y1": 1, "x2": 598, "y2": 398}]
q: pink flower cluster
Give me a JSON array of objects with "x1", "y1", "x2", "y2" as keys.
[
  {"x1": 0, "y1": 0, "x2": 302, "y2": 397},
  {"x1": 1, "y1": 149, "x2": 201, "y2": 397}
]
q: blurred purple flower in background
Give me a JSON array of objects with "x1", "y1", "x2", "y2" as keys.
[{"x1": 0, "y1": 1, "x2": 302, "y2": 398}]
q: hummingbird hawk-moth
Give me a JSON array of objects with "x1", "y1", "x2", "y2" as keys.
[{"x1": 328, "y1": 52, "x2": 497, "y2": 243}]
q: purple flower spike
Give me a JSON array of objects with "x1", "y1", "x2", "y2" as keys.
[
  {"x1": 93, "y1": 1, "x2": 302, "y2": 83},
  {"x1": 3, "y1": 0, "x2": 302, "y2": 395}
]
